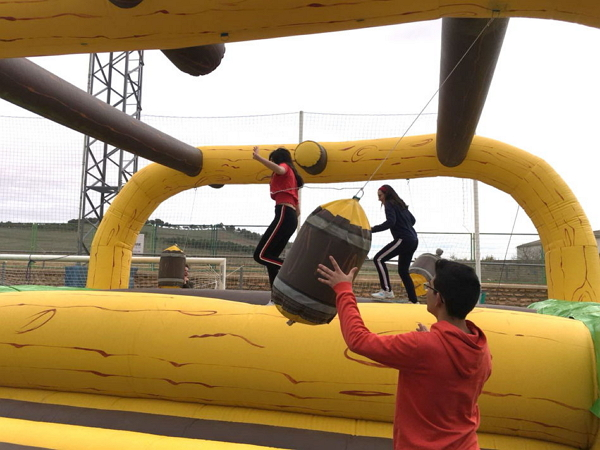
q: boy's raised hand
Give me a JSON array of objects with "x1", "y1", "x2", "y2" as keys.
[
  {"x1": 317, "y1": 255, "x2": 358, "y2": 288},
  {"x1": 416, "y1": 323, "x2": 429, "y2": 332}
]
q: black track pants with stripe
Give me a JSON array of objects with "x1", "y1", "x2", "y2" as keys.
[
  {"x1": 254, "y1": 204, "x2": 298, "y2": 287},
  {"x1": 373, "y1": 237, "x2": 419, "y2": 303}
]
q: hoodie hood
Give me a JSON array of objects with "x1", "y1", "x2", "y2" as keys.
[{"x1": 431, "y1": 320, "x2": 489, "y2": 378}]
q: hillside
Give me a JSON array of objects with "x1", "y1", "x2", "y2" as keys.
[{"x1": 0, "y1": 222, "x2": 268, "y2": 256}]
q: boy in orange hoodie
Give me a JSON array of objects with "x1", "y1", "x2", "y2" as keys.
[{"x1": 317, "y1": 256, "x2": 492, "y2": 450}]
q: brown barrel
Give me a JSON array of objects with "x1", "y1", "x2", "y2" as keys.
[
  {"x1": 409, "y1": 249, "x2": 444, "y2": 280},
  {"x1": 409, "y1": 249, "x2": 444, "y2": 296},
  {"x1": 158, "y1": 244, "x2": 186, "y2": 288},
  {"x1": 272, "y1": 198, "x2": 371, "y2": 325}
]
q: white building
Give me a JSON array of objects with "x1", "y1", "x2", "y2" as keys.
[{"x1": 516, "y1": 230, "x2": 600, "y2": 260}]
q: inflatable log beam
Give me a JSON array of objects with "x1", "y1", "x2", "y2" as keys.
[
  {"x1": 0, "y1": 58, "x2": 202, "y2": 176},
  {"x1": 437, "y1": 17, "x2": 509, "y2": 167},
  {"x1": 0, "y1": 1, "x2": 599, "y2": 59}
]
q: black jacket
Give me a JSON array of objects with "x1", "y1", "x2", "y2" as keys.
[{"x1": 372, "y1": 203, "x2": 417, "y2": 241}]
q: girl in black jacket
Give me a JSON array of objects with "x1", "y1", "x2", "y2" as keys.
[{"x1": 371, "y1": 185, "x2": 419, "y2": 303}]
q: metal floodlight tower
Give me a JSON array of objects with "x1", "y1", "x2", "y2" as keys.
[{"x1": 77, "y1": 51, "x2": 144, "y2": 254}]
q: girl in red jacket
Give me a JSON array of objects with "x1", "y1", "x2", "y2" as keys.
[{"x1": 252, "y1": 147, "x2": 304, "y2": 288}]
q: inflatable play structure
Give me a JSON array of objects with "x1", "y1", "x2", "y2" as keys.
[{"x1": 1, "y1": 1, "x2": 600, "y2": 449}]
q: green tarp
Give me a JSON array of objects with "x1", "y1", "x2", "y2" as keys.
[
  {"x1": 0, "y1": 285, "x2": 90, "y2": 293},
  {"x1": 529, "y1": 299, "x2": 600, "y2": 417}
]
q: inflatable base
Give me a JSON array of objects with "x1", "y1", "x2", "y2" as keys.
[
  {"x1": 0, "y1": 387, "x2": 579, "y2": 450},
  {"x1": 0, "y1": 289, "x2": 594, "y2": 449}
]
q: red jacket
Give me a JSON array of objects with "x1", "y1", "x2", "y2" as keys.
[
  {"x1": 269, "y1": 163, "x2": 299, "y2": 207},
  {"x1": 334, "y1": 282, "x2": 492, "y2": 450}
]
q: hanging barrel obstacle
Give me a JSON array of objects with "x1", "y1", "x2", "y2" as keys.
[
  {"x1": 409, "y1": 249, "x2": 444, "y2": 296},
  {"x1": 161, "y1": 44, "x2": 226, "y2": 77},
  {"x1": 158, "y1": 244, "x2": 186, "y2": 288},
  {"x1": 107, "y1": 0, "x2": 144, "y2": 7},
  {"x1": 272, "y1": 198, "x2": 371, "y2": 325}
]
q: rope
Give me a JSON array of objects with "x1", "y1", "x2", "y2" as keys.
[
  {"x1": 180, "y1": 187, "x2": 200, "y2": 252},
  {"x1": 303, "y1": 184, "x2": 364, "y2": 192},
  {"x1": 353, "y1": 16, "x2": 498, "y2": 199},
  {"x1": 269, "y1": 186, "x2": 302, "y2": 195},
  {"x1": 497, "y1": 204, "x2": 520, "y2": 286}
]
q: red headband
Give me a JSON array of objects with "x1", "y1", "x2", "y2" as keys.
[{"x1": 379, "y1": 185, "x2": 388, "y2": 193}]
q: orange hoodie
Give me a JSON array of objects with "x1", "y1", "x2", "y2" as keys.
[{"x1": 334, "y1": 282, "x2": 492, "y2": 450}]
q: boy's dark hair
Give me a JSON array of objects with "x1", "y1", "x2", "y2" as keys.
[
  {"x1": 269, "y1": 147, "x2": 305, "y2": 188},
  {"x1": 433, "y1": 259, "x2": 481, "y2": 319}
]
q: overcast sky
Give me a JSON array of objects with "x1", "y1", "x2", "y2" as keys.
[{"x1": 1, "y1": 17, "x2": 599, "y2": 256}]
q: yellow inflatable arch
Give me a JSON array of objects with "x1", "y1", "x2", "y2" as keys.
[{"x1": 88, "y1": 135, "x2": 600, "y2": 302}]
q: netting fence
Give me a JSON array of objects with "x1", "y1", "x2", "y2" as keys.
[{"x1": 0, "y1": 110, "x2": 546, "y2": 292}]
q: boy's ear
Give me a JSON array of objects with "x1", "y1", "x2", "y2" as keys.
[{"x1": 435, "y1": 295, "x2": 445, "y2": 309}]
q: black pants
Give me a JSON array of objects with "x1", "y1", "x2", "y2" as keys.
[
  {"x1": 254, "y1": 204, "x2": 298, "y2": 287},
  {"x1": 373, "y1": 237, "x2": 419, "y2": 303}
]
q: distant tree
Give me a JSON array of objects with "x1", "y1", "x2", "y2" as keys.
[{"x1": 517, "y1": 247, "x2": 544, "y2": 261}]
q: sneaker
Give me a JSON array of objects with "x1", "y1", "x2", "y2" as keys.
[{"x1": 371, "y1": 290, "x2": 395, "y2": 300}]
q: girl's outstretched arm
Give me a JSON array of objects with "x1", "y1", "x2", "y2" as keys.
[{"x1": 253, "y1": 146, "x2": 286, "y2": 175}]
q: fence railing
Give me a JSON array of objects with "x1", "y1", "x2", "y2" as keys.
[
  {"x1": 0, "y1": 254, "x2": 227, "y2": 290},
  {"x1": 0, "y1": 222, "x2": 552, "y2": 287}
]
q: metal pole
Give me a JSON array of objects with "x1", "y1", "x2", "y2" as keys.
[
  {"x1": 297, "y1": 110, "x2": 304, "y2": 227},
  {"x1": 473, "y1": 180, "x2": 482, "y2": 279},
  {"x1": 29, "y1": 223, "x2": 38, "y2": 253}
]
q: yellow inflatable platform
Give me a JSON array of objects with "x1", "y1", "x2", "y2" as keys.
[{"x1": 0, "y1": 290, "x2": 595, "y2": 449}]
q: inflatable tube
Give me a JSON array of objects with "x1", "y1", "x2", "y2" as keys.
[
  {"x1": 0, "y1": 290, "x2": 594, "y2": 448},
  {"x1": 0, "y1": 58, "x2": 203, "y2": 176},
  {"x1": 437, "y1": 17, "x2": 509, "y2": 166},
  {"x1": 1, "y1": 1, "x2": 600, "y2": 58}
]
